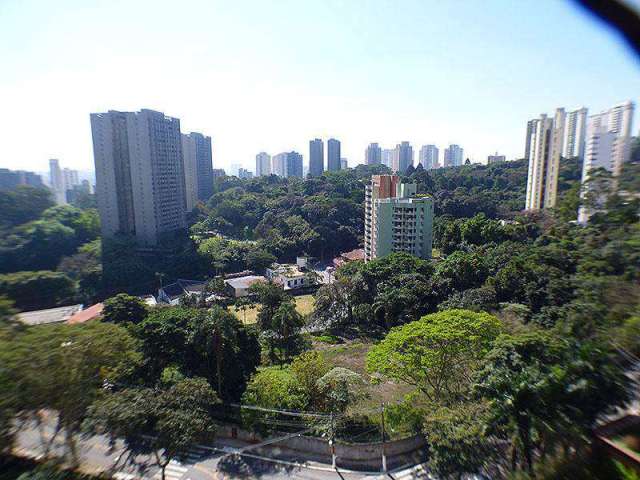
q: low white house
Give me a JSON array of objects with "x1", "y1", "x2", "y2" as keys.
[
  {"x1": 265, "y1": 262, "x2": 315, "y2": 291},
  {"x1": 224, "y1": 275, "x2": 266, "y2": 298}
]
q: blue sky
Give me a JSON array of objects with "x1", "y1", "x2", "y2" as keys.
[{"x1": 1, "y1": 0, "x2": 639, "y2": 174}]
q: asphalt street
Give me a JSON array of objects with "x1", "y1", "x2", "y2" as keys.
[{"x1": 13, "y1": 419, "x2": 432, "y2": 480}]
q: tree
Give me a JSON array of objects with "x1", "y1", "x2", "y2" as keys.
[
  {"x1": 367, "y1": 309, "x2": 502, "y2": 403},
  {"x1": 0, "y1": 322, "x2": 141, "y2": 465},
  {"x1": 265, "y1": 299, "x2": 306, "y2": 364},
  {"x1": 423, "y1": 402, "x2": 495, "y2": 480},
  {"x1": 290, "y1": 351, "x2": 331, "y2": 409},
  {"x1": 102, "y1": 293, "x2": 149, "y2": 325},
  {"x1": 0, "y1": 270, "x2": 76, "y2": 311},
  {"x1": 85, "y1": 378, "x2": 219, "y2": 480},
  {"x1": 316, "y1": 367, "x2": 365, "y2": 413},
  {"x1": 0, "y1": 186, "x2": 54, "y2": 229}
]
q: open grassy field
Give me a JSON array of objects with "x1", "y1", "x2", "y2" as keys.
[{"x1": 232, "y1": 294, "x2": 315, "y2": 324}]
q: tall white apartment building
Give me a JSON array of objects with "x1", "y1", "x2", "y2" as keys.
[
  {"x1": 49, "y1": 159, "x2": 66, "y2": 204},
  {"x1": 562, "y1": 107, "x2": 588, "y2": 160},
  {"x1": 393, "y1": 142, "x2": 413, "y2": 173},
  {"x1": 443, "y1": 144, "x2": 464, "y2": 167},
  {"x1": 90, "y1": 109, "x2": 187, "y2": 246},
  {"x1": 419, "y1": 145, "x2": 439, "y2": 169},
  {"x1": 255, "y1": 152, "x2": 271, "y2": 176},
  {"x1": 578, "y1": 100, "x2": 634, "y2": 223},
  {"x1": 382, "y1": 149, "x2": 394, "y2": 169},
  {"x1": 181, "y1": 132, "x2": 213, "y2": 211},
  {"x1": 524, "y1": 109, "x2": 565, "y2": 211},
  {"x1": 272, "y1": 153, "x2": 287, "y2": 177},
  {"x1": 365, "y1": 143, "x2": 382, "y2": 165},
  {"x1": 364, "y1": 175, "x2": 433, "y2": 261}
]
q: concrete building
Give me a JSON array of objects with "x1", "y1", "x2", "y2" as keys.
[
  {"x1": 487, "y1": 152, "x2": 506, "y2": 164},
  {"x1": 562, "y1": 107, "x2": 588, "y2": 160},
  {"x1": 49, "y1": 159, "x2": 66, "y2": 204},
  {"x1": 443, "y1": 144, "x2": 464, "y2": 167},
  {"x1": 238, "y1": 168, "x2": 253, "y2": 179},
  {"x1": 578, "y1": 100, "x2": 634, "y2": 223},
  {"x1": 364, "y1": 174, "x2": 433, "y2": 262},
  {"x1": 309, "y1": 139, "x2": 324, "y2": 176},
  {"x1": 394, "y1": 142, "x2": 413, "y2": 173},
  {"x1": 524, "y1": 109, "x2": 565, "y2": 211},
  {"x1": 327, "y1": 138, "x2": 341, "y2": 171},
  {"x1": 272, "y1": 153, "x2": 287, "y2": 177},
  {"x1": 365, "y1": 143, "x2": 382, "y2": 165},
  {"x1": 225, "y1": 275, "x2": 266, "y2": 297},
  {"x1": 266, "y1": 263, "x2": 313, "y2": 290},
  {"x1": 285, "y1": 151, "x2": 303, "y2": 178},
  {"x1": 340, "y1": 158, "x2": 348, "y2": 169},
  {"x1": 419, "y1": 145, "x2": 439, "y2": 170},
  {"x1": 181, "y1": 132, "x2": 213, "y2": 211},
  {"x1": 0, "y1": 169, "x2": 44, "y2": 190},
  {"x1": 382, "y1": 149, "x2": 394, "y2": 169},
  {"x1": 90, "y1": 109, "x2": 187, "y2": 246},
  {"x1": 255, "y1": 152, "x2": 271, "y2": 176}
]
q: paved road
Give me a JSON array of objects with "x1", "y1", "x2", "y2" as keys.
[{"x1": 13, "y1": 419, "x2": 432, "y2": 480}]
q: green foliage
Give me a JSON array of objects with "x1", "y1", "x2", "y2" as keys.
[
  {"x1": 58, "y1": 240, "x2": 102, "y2": 303},
  {"x1": 0, "y1": 270, "x2": 76, "y2": 311},
  {"x1": 0, "y1": 321, "x2": 141, "y2": 464},
  {"x1": 367, "y1": 309, "x2": 502, "y2": 403},
  {"x1": 315, "y1": 367, "x2": 365, "y2": 413},
  {"x1": 85, "y1": 378, "x2": 219, "y2": 476},
  {"x1": 474, "y1": 332, "x2": 628, "y2": 474},
  {"x1": 102, "y1": 293, "x2": 148, "y2": 325},
  {"x1": 133, "y1": 306, "x2": 260, "y2": 400},
  {"x1": 423, "y1": 402, "x2": 495, "y2": 479},
  {"x1": 0, "y1": 186, "x2": 54, "y2": 229},
  {"x1": 289, "y1": 351, "x2": 331, "y2": 409},
  {"x1": 242, "y1": 366, "x2": 307, "y2": 411}
]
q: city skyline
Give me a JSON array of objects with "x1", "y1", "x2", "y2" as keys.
[{"x1": 1, "y1": 1, "x2": 639, "y2": 174}]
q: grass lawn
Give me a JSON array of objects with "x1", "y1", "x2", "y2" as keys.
[{"x1": 232, "y1": 294, "x2": 315, "y2": 324}]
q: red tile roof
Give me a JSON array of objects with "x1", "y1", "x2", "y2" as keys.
[{"x1": 67, "y1": 303, "x2": 104, "y2": 324}]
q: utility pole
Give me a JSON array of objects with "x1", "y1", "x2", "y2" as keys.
[
  {"x1": 380, "y1": 403, "x2": 387, "y2": 472},
  {"x1": 330, "y1": 411, "x2": 336, "y2": 469}
]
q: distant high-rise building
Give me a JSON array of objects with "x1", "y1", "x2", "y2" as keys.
[
  {"x1": 309, "y1": 139, "x2": 324, "y2": 176},
  {"x1": 365, "y1": 143, "x2": 382, "y2": 165},
  {"x1": 230, "y1": 163, "x2": 242, "y2": 177},
  {"x1": 364, "y1": 175, "x2": 433, "y2": 262},
  {"x1": 381, "y1": 149, "x2": 394, "y2": 169},
  {"x1": 0, "y1": 169, "x2": 44, "y2": 191},
  {"x1": 487, "y1": 152, "x2": 506, "y2": 164},
  {"x1": 238, "y1": 168, "x2": 253, "y2": 179},
  {"x1": 562, "y1": 107, "x2": 588, "y2": 160},
  {"x1": 394, "y1": 142, "x2": 413, "y2": 173},
  {"x1": 443, "y1": 144, "x2": 464, "y2": 167},
  {"x1": 49, "y1": 159, "x2": 66, "y2": 204},
  {"x1": 285, "y1": 151, "x2": 303, "y2": 178},
  {"x1": 272, "y1": 153, "x2": 287, "y2": 177},
  {"x1": 90, "y1": 109, "x2": 187, "y2": 246},
  {"x1": 255, "y1": 152, "x2": 271, "y2": 176},
  {"x1": 578, "y1": 100, "x2": 634, "y2": 223},
  {"x1": 181, "y1": 132, "x2": 213, "y2": 211},
  {"x1": 212, "y1": 168, "x2": 226, "y2": 178},
  {"x1": 327, "y1": 138, "x2": 341, "y2": 171},
  {"x1": 340, "y1": 158, "x2": 348, "y2": 169},
  {"x1": 524, "y1": 109, "x2": 565, "y2": 211},
  {"x1": 419, "y1": 145, "x2": 439, "y2": 170}
]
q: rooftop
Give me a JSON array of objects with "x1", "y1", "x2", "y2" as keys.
[
  {"x1": 225, "y1": 275, "x2": 267, "y2": 290},
  {"x1": 67, "y1": 303, "x2": 104, "y2": 324},
  {"x1": 17, "y1": 304, "x2": 83, "y2": 326}
]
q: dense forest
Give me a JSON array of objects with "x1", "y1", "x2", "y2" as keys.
[
  {"x1": 0, "y1": 156, "x2": 560, "y2": 306},
  {"x1": 1, "y1": 151, "x2": 640, "y2": 479}
]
